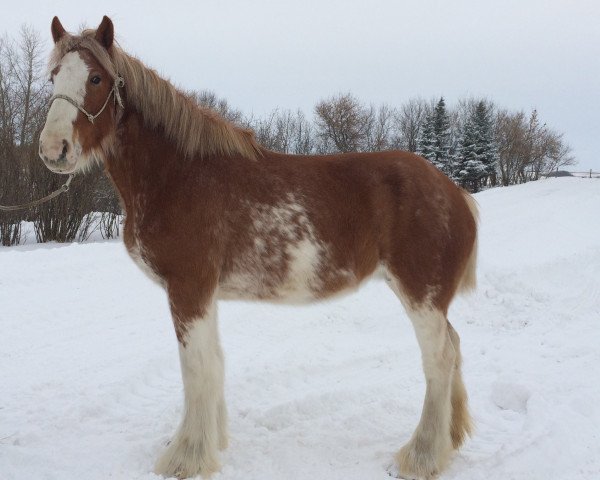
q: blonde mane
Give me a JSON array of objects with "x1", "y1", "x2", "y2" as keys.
[{"x1": 50, "y1": 29, "x2": 261, "y2": 160}]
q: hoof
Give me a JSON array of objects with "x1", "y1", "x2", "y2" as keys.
[
  {"x1": 391, "y1": 436, "x2": 452, "y2": 480},
  {"x1": 155, "y1": 434, "x2": 220, "y2": 479}
]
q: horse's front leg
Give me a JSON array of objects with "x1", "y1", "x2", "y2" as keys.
[{"x1": 155, "y1": 280, "x2": 226, "y2": 479}]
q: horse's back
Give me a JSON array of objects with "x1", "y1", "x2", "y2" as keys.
[{"x1": 218, "y1": 149, "x2": 477, "y2": 308}]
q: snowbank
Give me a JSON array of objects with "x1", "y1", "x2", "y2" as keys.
[{"x1": 1, "y1": 178, "x2": 599, "y2": 479}]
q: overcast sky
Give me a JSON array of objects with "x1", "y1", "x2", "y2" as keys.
[{"x1": 2, "y1": 0, "x2": 599, "y2": 170}]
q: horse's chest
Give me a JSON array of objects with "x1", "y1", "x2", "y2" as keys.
[{"x1": 124, "y1": 224, "x2": 165, "y2": 287}]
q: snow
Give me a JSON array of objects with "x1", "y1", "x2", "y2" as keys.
[{"x1": 1, "y1": 177, "x2": 599, "y2": 480}]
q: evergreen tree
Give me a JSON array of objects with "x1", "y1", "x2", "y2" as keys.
[
  {"x1": 416, "y1": 113, "x2": 436, "y2": 164},
  {"x1": 417, "y1": 97, "x2": 453, "y2": 177},
  {"x1": 456, "y1": 101, "x2": 498, "y2": 192},
  {"x1": 477, "y1": 102, "x2": 498, "y2": 183},
  {"x1": 432, "y1": 97, "x2": 452, "y2": 175}
]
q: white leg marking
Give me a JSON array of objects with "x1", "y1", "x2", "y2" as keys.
[
  {"x1": 395, "y1": 305, "x2": 455, "y2": 479},
  {"x1": 384, "y1": 273, "x2": 455, "y2": 479},
  {"x1": 155, "y1": 303, "x2": 226, "y2": 478}
]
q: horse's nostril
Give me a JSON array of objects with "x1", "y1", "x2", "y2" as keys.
[{"x1": 61, "y1": 140, "x2": 69, "y2": 156}]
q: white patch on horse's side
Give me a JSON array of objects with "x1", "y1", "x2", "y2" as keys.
[
  {"x1": 155, "y1": 308, "x2": 225, "y2": 478},
  {"x1": 219, "y1": 194, "x2": 327, "y2": 302},
  {"x1": 277, "y1": 236, "x2": 323, "y2": 300}
]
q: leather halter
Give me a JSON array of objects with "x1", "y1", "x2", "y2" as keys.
[{"x1": 50, "y1": 75, "x2": 125, "y2": 124}]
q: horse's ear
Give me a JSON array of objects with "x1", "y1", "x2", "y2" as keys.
[
  {"x1": 51, "y1": 16, "x2": 66, "y2": 44},
  {"x1": 95, "y1": 15, "x2": 114, "y2": 49}
]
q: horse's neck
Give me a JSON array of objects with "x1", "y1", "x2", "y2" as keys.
[{"x1": 105, "y1": 110, "x2": 179, "y2": 214}]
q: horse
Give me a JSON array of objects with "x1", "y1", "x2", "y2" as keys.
[{"x1": 39, "y1": 16, "x2": 477, "y2": 480}]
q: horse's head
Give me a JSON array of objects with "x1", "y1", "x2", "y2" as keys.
[{"x1": 39, "y1": 16, "x2": 122, "y2": 174}]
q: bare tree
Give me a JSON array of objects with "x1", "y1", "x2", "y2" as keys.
[
  {"x1": 248, "y1": 109, "x2": 278, "y2": 150},
  {"x1": 291, "y1": 110, "x2": 316, "y2": 155},
  {"x1": 30, "y1": 164, "x2": 105, "y2": 243},
  {"x1": 246, "y1": 109, "x2": 316, "y2": 155},
  {"x1": 364, "y1": 103, "x2": 397, "y2": 152},
  {"x1": 189, "y1": 89, "x2": 244, "y2": 124},
  {"x1": 494, "y1": 108, "x2": 574, "y2": 186},
  {"x1": 394, "y1": 97, "x2": 432, "y2": 152},
  {"x1": 542, "y1": 134, "x2": 575, "y2": 173},
  {"x1": 314, "y1": 93, "x2": 372, "y2": 153},
  {"x1": 495, "y1": 109, "x2": 526, "y2": 186},
  {"x1": 0, "y1": 28, "x2": 50, "y2": 245},
  {"x1": 0, "y1": 38, "x2": 19, "y2": 244},
  {"x1": 526, "y1": 111, "x2": 575, "y2": 180}
]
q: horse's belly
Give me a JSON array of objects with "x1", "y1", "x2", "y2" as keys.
[{"x1": 218, "y1": 236, "x2": 357, "y2": 303}]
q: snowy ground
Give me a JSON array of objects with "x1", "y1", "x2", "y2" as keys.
[{"x1": 1, "y1": 178, "x2": 599, "y2": 480}]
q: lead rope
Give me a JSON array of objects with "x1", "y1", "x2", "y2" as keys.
[{"x1": 0, "y1": 174, "x2": 75, "y2": 212}]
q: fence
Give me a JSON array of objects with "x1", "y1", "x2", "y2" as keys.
[
  {"x1": 539, "y1": 169, "x2": 600, "y2": 179},
  {"x1": 567, "y1": 170, "x2": 600, "y2": 179}
]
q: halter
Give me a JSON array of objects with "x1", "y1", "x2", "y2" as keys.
[
  {"x1": 0, "y1": 76, "x2": 125, "y2": 211},
  {"x1": 50, "y1": 75, "x2": 125, "y2": 124}
]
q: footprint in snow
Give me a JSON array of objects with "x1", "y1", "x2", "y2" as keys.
[{"x1": 491, "y1": 381, "x2": 531, "y2": 413}]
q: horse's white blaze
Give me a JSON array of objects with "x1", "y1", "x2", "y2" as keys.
[
  {"x1": 155, "y1": 307, "x2": 225, "y2": 477},
  {"x1": 40, "y1": 52, "x2": 88, "y2": 166}
]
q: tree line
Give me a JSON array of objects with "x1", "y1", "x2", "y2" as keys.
[
  {"x1": 242, "y1": 94, "x2": 573, "y2": 191},
  {"x1": 1, "y1": 27, "x2": 575, "y2": 246}
]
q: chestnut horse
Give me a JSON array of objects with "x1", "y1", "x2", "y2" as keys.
[{"x1": 40, "y1": 16, "x2": 477, "y2": 480}]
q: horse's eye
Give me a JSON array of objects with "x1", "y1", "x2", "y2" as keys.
[{"x1": 90, "y1": 76, "x2": 101, "y2": 85}]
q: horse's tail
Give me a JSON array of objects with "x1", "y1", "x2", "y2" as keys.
[{"x1": 458, "y1": 191, "x2": 479, "y2": 294}]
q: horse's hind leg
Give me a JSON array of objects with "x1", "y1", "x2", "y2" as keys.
[
  {"x1": 395, "y1": 302, "x2": 455, "y2": 479},
  {"x1": 384, "y1": 275, "x2": 458, "y2": 479},
  {"x1": 155, "y1": 282, "x2": 225, "y2": 479},
  {"x1": 447, "y1": 321, "x2": 473, "y2": 449}
]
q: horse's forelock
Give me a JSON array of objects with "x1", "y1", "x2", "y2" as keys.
[{"x1": 49, "y1": 30, "x2": 117, "y2": 81}]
